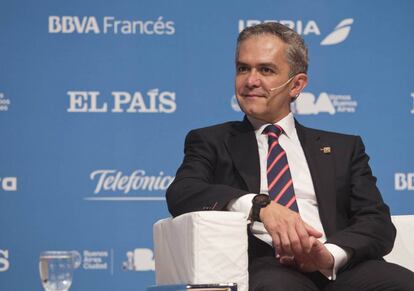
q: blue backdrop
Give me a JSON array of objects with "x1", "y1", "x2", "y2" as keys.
[{"x1": 1, "y1": 0, "x2": 414, "y2": 290}]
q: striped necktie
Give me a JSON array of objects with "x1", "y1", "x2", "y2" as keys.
[{"x1": 264, "y1": 124, "x2": 299, "y2": 212}]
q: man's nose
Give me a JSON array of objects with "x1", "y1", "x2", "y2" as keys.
[{"x1": 246, "y1": 70, "x2": 261, "y2": 87}]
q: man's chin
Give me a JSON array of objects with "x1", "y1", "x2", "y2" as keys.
[{"x1": 239, "y1": 108, "x2": 267, "y2": 121}]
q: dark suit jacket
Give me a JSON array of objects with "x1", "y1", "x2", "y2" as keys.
[{"x1": 166, "y1": 117, "x2": 396, "y2": 270}]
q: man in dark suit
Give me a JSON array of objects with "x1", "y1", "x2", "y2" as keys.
[{"x1": 166, "y1": 23, "x2": 414, "y2": 290}]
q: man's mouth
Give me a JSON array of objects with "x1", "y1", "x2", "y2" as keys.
[{"x1": 242, "y1": 92, "x2": 266, "y2": 98}]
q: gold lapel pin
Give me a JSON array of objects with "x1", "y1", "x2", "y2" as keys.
[{"x1": 320, "y1": 146, "x2": 331, "y2": 154}]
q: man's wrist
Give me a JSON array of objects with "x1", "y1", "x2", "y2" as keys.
[
  {"x1": 249, "y1": 194, "x2": 271, "y2": 222},
  {"x1": 322, "y1": 244, "x2": 351, "y2": 280}
]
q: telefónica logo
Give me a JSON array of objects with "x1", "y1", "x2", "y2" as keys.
[
  {"x1": 238, "y1": 18, "x2": 354, "y2": 46},
  {"x1": 85, "y1": 169, "x2": 173, "y2": 201}
]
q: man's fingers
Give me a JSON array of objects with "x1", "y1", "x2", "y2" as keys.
[
  {"x1": 279, "y1": 255, "x2": 296, "y2": 267},
  {"x1": 308, "y1": 235, "x2": 317, "y2": 245},
  {"x1": 287, "y1": 226, "x2": 303, "y2": 255},
  {"x1": 271, "y1": 233, "x2": 282, "y2": 257},
  {"x1": 304, "y1": 222, "x2": 323, "y2": 238},
  {"x1": 261, "y1": 203, "x2": 322, "y2": 257},
  {"x1": 295, "y1": 221, "x2": 312, "y2": 253},
  {"x1": 308, "y1": 237, "x2": 324, "y2": 256},
  {"x1": 279, "y1": 231, "x2": 294, "y2": 256}
]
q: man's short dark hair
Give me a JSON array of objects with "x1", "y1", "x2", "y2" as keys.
[{"x1": 236, "y1": 22, "x2": 308, "y2": 77}]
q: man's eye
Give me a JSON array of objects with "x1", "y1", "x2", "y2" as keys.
[
  {"x1": 237, "y1": 66, "x2": 249, "y2": 73},
  {"x1": 260, "y1": 67, "x2": 274, "y2": 74}
]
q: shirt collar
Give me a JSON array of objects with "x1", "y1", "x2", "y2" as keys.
[{"x1": 247, "y1": 113, "x2": 296, "y2": 139}]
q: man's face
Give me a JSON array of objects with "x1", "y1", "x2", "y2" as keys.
[{"x1": 235, "y1": 34, "x2": 299, "y2": 123}]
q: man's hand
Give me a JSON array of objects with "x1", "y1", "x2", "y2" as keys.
[
  {"x1": 280, "y1": 238, "x2": 334, "y2": 273},
  {"x1": 260, "y1": 201, "x2": 322, "y2": 257}
]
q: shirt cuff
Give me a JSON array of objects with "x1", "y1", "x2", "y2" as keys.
[
  {"x1": 320, "y1": 243, "x2": 351, "y2": 280},
  {"x1": 227, "y1": 194, "x2": 256, "y2": 218}
]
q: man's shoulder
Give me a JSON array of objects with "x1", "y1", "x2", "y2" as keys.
[
  {"x1": 302, "y1": 125, "x2": 357, "y2": 138},
  {"x1": 297, "y1": 122, "x2": 361, "y2": 146}
]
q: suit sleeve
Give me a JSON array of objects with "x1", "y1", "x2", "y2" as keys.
[
  {"x1": 326, "y1": 136, "x2": 396, "y2": 269},
  {"x1": 166, "y1": 129, "x2": 250, "y2": 217}
]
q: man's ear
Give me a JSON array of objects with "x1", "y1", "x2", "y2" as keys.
[{"x1": 289, "y1": 73, "x2": 308, "y2": 98}]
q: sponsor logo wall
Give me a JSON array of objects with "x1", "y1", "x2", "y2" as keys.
[
  {"x1": 87, "y1": 169, "x2": 173, "y2": 200},
  {"x1": 0, "y1": 177, "x2": 17, "y2": 192},
  {"x1": 0, "y1": 92, "x2": 10, "y2": 112},
  {"x1": 395, "y1": 173, "x2": 414, "y2": 191},
  {"x1": 411, "y1": 92, "x2": 414, "y2": 114},
  {"x1": 1, "y1": 1, "x2": 413, "y2": 290},
  {"x1": 67, "y1": 89, "x2": 177, "y2": 113},
  {"x1": 48, "y1": 16, "x2": 175, "y2": 35},
  {"x1": 238, "y1": 18, "x2": 354, "y2": 46},
  {"x1": 0, "y1": 250, "x2": 10, "y2": 272}
]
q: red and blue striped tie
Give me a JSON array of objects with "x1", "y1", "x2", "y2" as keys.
[{"x1": 264, "y1": 124, "x2": 299, "y2": 212}]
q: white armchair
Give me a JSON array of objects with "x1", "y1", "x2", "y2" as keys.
[
  {"x1": 153, "y1": 212, "x2": 414, "y2": 291},
  {"x1": 384, "y1": 215, "x2": 414, "y2": 270}
]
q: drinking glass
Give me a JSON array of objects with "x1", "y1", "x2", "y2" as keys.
[{"x1": 39, "y1": 251, "x2": 81, "y2": 291}]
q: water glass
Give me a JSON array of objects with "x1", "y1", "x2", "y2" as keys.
[{"x1": 39, "y1": 251, "x2": 81, "y2": 291}]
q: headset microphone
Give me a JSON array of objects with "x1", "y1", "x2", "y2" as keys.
[{"x1": 268, "y1": 76, "x2": 295, "y2": 92}]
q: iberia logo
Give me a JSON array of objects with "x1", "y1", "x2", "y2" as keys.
[{"x1": 320, "y1": 19, "x2": 354, "y2": 46}]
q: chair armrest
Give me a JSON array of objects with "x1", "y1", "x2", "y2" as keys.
[
  {"x1": 384, "y1": 215, "x2": 414, "y2": 271},
  {"x1": 153, "y1": 211, "x2": 249, "y2": 291}
]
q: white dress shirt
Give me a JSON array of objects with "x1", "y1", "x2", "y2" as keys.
[{"x1": 227, "y1": 113, "x2": 349, "y2": 279}]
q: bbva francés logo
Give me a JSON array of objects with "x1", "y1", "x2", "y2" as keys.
[{"x1": 395, "y1": 173, "x2": 414, "y2": 191}]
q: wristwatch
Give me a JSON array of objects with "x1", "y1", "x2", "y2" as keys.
[{"x1": 249, "y1": 194, "x2": 271, "y2": 222}]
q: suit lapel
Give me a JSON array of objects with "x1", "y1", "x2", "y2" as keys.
[
  {"x1": 227, "y1": 117, "x2": 261, "y2": 194},
  {"x1": 296, "y1": 121, "x2": 336, "y2": 237}
]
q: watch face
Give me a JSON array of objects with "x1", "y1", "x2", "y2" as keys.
[
  {"x1": 251, "y1": 194, "x2": 270, "y2": 222},
  {"x1": 254, "y1": 194, "x2": 270, "y2": 206}
]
